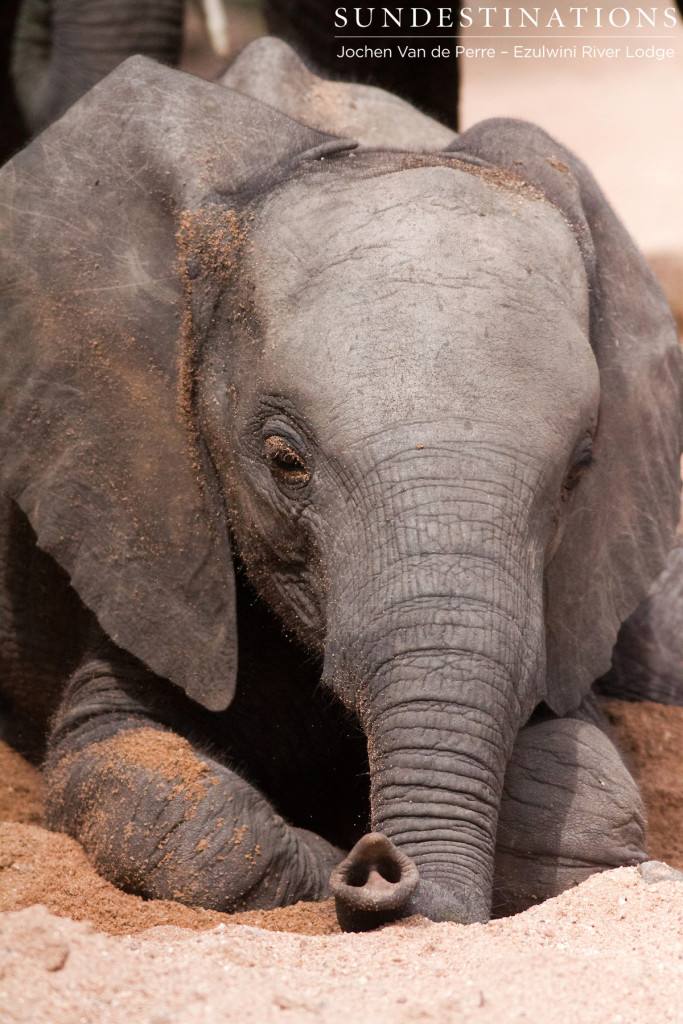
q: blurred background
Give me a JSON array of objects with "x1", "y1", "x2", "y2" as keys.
[{"x1": 460, "y1": 4, "x2": 683, "y2": 255}]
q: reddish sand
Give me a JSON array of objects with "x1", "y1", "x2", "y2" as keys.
[{"x1": 1, "y1": 701, "x2": 682, "y2": 1022}]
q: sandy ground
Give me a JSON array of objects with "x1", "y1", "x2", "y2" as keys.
[
  {"x1": 1, "y1": 871, "x2": 682, "y2": 1024},
  {"x1": 1, "y1": 701, "x2": 682, "y2": 1022}
]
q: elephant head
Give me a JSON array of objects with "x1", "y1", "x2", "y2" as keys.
[{"x1": 0, "y1": 52, "x2": 680, "y2": 926}]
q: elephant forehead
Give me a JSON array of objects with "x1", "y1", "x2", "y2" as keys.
[
  {"x1": 252, "y1": 165, "x2": 585, "y2": 305},
  {"x1": 247, "y1": 165, "x2": 596, "y2": 433}
]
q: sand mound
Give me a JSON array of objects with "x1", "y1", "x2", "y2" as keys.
[
  {"x1": 0, "y1": 822, "x2": 339, "y2": 937},
  {"x1": 1, "y1": 700, "x2": 682, "y2": 1021},
  {"x1": 1, "y1": 868, "x2": 682, "y2": 1024}
]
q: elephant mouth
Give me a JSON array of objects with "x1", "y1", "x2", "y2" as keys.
[{"x1": 329, "y1": 832, "x2": 419, "y2": 931}]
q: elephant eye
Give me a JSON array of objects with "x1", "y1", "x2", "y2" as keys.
[
  {"x1": 264, "y1": 435, "x2": 311, "y2": 490},
  {"x1": 562, "y1": 440, "x2": 594, "y2": 497}
]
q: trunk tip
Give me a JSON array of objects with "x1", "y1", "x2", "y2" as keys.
[{"x1": 330, "y1": 832, "x2": 419, "y2": 932}]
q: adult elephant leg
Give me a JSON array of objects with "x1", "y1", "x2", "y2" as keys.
[
  {"x1": 12, "y1": 0, "x2": 185, "y2": 133},
  {"x1": 262, "y1": 0, "x2": 461, "y2": 129},
  {"x1": 45, "y1": 649, "x2": 343, "y2": 911},
  {"x1": 492, "y1": 715, "x2": 646, "y2": 916},
  {"x1": 0, "y1": 0, "x2": 27, "y2": 163}
]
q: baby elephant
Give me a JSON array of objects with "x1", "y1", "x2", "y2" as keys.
[{"x1": 0, "y1": 40, "x2": 680, "y2": 930}]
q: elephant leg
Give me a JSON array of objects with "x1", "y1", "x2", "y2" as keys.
[
  {"x1": 44, "y1": 650, "x2": 343, "y2": 911},
  {"x1": 492, "y1": 716, "x2": 646, "y2": 917}
]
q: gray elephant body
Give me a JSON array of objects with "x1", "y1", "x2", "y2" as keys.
[{"x1": 0, "y1": 43, "x2": 681, "y2": 928}]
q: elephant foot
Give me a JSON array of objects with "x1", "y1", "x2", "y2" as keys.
[{"x1": 330, "y1": 833, "x2": 490, "y2": 931}]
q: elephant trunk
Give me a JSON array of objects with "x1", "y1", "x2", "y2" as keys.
[
  {"x1": 12, "y1": 0, "x2": 185, "y2": 132},
  {"x1": 326, "y1": 546, "x2": 544, "y2": 930}
]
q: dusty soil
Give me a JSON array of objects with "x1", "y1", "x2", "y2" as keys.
[
  {"x1": 1, "y1": 701, "x2": 682, "y2": 1022},
  {"x1": 1, "y1": 870, "x2": 682, "y2": 1024},
  {"x1": 604, "y1": 702, "x2": 683, "y2": 870}
]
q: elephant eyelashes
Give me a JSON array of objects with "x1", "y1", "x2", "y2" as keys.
[{"x1": 264, "y1": 434, "x2": 312, "y2": 490}]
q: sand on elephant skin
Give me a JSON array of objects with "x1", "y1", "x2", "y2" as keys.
[
  {"x1": 0, "y1": 736, "x2": 340, "y2": 935},
  {"x1": 0, "y1": 823, "x2": 340, "y2": 937},
  {"x1": 0, "y1": 700, "x2": 682, "y2": 939},
  {"x1": 0, "y1": 701, "x2": 682, "y2": 1022}
]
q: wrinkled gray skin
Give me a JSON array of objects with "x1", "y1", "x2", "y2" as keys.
[
  {"x1": 222, "y1": 160, "x2": 636, "y2": 924},
  {"x1": 0, "y1": 47, "x2": 680, "y2": 930}
]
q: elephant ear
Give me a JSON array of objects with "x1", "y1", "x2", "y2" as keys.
[
  {"x1": 448, "y1": 119, "x2": 683, "y2": 715},
  {"x1": 220, "y1": 36, "x2": 456, "y2": 151},
  {"x1": 0, "y1": 56, "x2": 352, "y2": 711}
]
